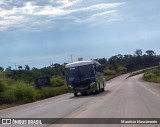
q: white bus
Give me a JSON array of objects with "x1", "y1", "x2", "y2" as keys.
[{"x1": 65, "y1": 60, "x2": 105, "y2": 96}]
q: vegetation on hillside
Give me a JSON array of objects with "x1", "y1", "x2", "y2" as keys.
[
  {"x1": 0, "y1": 49, "x2": 160, "y2": 107},
  {"x1": 96, "y1": 49, "x2": 160, "y2": 80},
  {"x1": 143, "y1": 66, "x2": 160, "y2": 83},
  {"x1": 0, "y1": 72, "x2": 67, "y2": 105}
]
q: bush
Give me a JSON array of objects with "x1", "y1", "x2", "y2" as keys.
[
  {"x1": 152, "y1": 69, "x2": 160, "y2": 76},
  {"x1": 143, "y1": 67, "x2": 160, "y2": 83},
  {"x1": 0, "y1": 81, "x2": 5, "y2": 93},
  {"x1": 39, "y1": 85, "x2": 68, "y2": 99},
  {"x1": 39, "y1": 87, "x2": 54, "y2": 99},
  {"x1": 0, "y1": 89, "x2": 16, "y2": 104},
  {"x1": 0, "y1": 71, "x2": 68, "y2": 105},
  {"x1": 104, "y1": 69, "x2": 116, "y2": 75},
  {"x1": 144, "y1": 71, "x2": 155, "y2": 80},
  {"x1": 53, "y1": 85, "x2": 68, "y2": 94},
  {"x1": 117, "y1": 66, "x2": 127, "y2": 73},
  {"x1": 0, "y1": 72, "x2": 5, "y2": 79},
  {"x1": 14, "y1": 81, "x2": 37, "y2": 103},
  {"x1": 105, "y1": 75, "x2": 117, "y2": 81},
  {"x1": 51, "y1": 76, "x2": 66, "y2": 87},
  {"x1": 156, "y1": 77, "x2": 160, "y2": 82}
]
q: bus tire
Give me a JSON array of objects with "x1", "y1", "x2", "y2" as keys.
[
  {"x1": 95, "y1": 90, "x2": 99, "y2": 94},
  {"x1": 81, "y1": 92, "x2": 86, "y2": 95},
  {"x1": 98, "y1": 82, "x2": 101, "y2": 93},
  {"x1": 74, "y1": 93, "x2": 78, "y2": 96},
  {"x1": 102, "y1": 82, "x2": 105, "y2": 92},
  {"x1": 99, "y1": 87, "x2": 101, "y2": 92},
  {"x1": 83, "y1": 92, "x2": 87, "y2": 95},
  {"x1": 95, "y1": 86, "x2": 100, "y2": 94}
]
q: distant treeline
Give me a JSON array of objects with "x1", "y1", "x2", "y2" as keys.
[
  {"x1": 97, "y1": 49, "x2": 160, "y2": 73},
  {"x1": 3, "y1": 63, "x2": 65, "y2": 84},
  {"x1": 0, "y1": 49, "x2": 160, "y2": 105},
  {"x1": 0, "y1": 49, "x2": 160, "y2": 83}
]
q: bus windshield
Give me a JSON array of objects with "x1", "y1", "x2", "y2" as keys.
[{"x1": 66, "y1": 64, "x2": 95, "y2": 82}]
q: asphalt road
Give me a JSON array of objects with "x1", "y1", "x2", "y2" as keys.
[{"x1": 0, "y1": 74, "x2": 160, "y2": 127}]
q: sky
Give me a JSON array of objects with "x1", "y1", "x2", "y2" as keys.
[{"x1": 0, "y1": 0, "x2": 160, "y2": 69}]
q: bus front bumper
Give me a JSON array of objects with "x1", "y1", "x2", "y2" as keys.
[{"x1": 68, "y1": 82, "x2": 97, "y2": 93}]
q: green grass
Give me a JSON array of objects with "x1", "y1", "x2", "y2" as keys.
[
  {"x1": 0, "y1": 73, "x2": 68, "y2": 109},
  {"x1": 104, "y1": 69, "x2": 122, "y2": 81},
  {"x1": 143, "y1": 66, "x2": 160, "y2": 83},
  {"x1": 51, "y1": 76, "x2": 66, "y2": 87},
  {"x1": 38, "y1": 85, "x2": 68, "y2": 99},
  {"x1": 14, "y1": 81, "x2": 37, "y2": 103},
  {"x1": 0, "y1": 104, "x2": 18, "y2": 110},
  {"x1": 105, "y1": 75, "x2": 118, "y2": 81}
]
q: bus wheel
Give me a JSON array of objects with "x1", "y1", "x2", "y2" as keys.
[
  {"x1": 74, "y1": 93, "x2": 78, "y2": 96},
  {"x1": 102, "y1": 82, "x2": 105, "y2": 92},
  {"x1": 83, "y1": 92, "x2": 87, "y2": 95},
  {"x1": 95, "y1": 89, "x2": 99, "y2": 94},
  {"x1": 99, "y1": 86, "x2": 101, "y2": 92}
]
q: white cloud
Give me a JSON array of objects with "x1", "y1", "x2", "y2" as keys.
[
  {"x1": 0, "y1": 16, "x2": 28, "y2": 31},
  {"x1": 75, "y1": 10, "x2": 123, "y2": 24},
  {"x1": 0, "y1": 2, "x2": 38, "y2": 17},
  {"x1": 33, "y1": 2, "x2": 125, "y2": 16},
  {"x1": 91, "y1": 10, "x2": 117, "y2": 17},
  {"x1": 33, "y1": 7, "x2": 69, "y2": 16},
  {"x1": 74, "y1": 2, "x2": 125, "y2": 12},
  {"x1": 0, "y1": 0, "x2": 125, "y2": 31},
  {"x1": 57, "y1": 0, "x2": 83, "y2": 8}
]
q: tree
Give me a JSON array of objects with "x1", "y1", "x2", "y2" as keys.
[
  {"x1": 146, "y1": 50, "x2": 156, "y2": 56},
  {"x1": 24, "y1": 65, "x2": 30, "y2": 70},
  {"x1": 53, "y1": 63, "x2": 64, "y2": 76},
  {"x1": 32, "y1": 67, "x2": 38, "y2": 70},
  {"x1": 98, "y1": 58, "x2": 107, "y2": 65},
  {"x1": 135, "y1": 49, "x2": 142, "y2": 56},
  {"x1": 6, "y1": 66, "x2": 12, "y2": 71},
  {"x1": 0, "y1": 67, "x2": 4, "y2": 71},
  {"x1": 18, "y1": 65, "x2": 23, "y2": 70}
]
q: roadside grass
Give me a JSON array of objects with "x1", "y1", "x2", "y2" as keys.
[
  {"x1": 128, "y1": 70, "x2": 146, "y2": 78},
  {"x1": 0, "y1": 73, "x2": 68, "y2": 109},
  {"x1": 38, "y1": 85, "x2": 68, "y2": 99},
  {"x1": 127, "y1": 66, "x2": 159, "y2": 78},
  {"x1": 0, "y1": 104, "x2": 18, "y2": 110},
  {"x1": 143, "y1": 66, "x2": 160, "y2": 83},
  {"x1": 104, "y1": 69, "x2": 125, "y2": 81}
]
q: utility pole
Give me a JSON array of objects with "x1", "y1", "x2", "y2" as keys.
[
  {"x1": 15, "y1": 63, "x2": 17, "y2": 70},
  {"x1": 70, "y1": 55, "x2": 73, "y2": 62}
]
